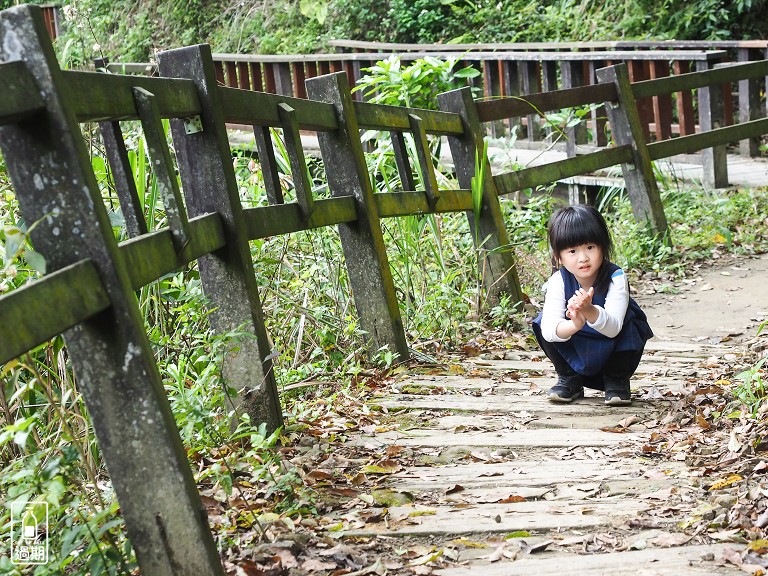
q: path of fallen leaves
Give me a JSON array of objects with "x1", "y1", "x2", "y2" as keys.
[{"x1": 212, "y1": 326, "x2": 768, "y2": 576}]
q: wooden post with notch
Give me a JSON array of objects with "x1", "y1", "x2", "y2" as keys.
[
  {"x1": 437, "y1": 86, "x2": 524, "y2": 308},
  {"x1": 0, "y1": 6, "x2": 224, "y2": 575},
  {"x1": 596, "y1": 64, "x2": 669, "y2": 238},
  {"x1": 157, "y1": 44, "x2": 284, "y2": 432},
  {"x1": 305, "y1": 72, "x2": 409, "y2": 362}
]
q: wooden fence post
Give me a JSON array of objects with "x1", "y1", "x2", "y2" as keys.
[
  {"x1": 305, "y1": 72, "x2": 409, "y2": 362},
  {"x1": 738, "y1": 47, "x2": 761, "y2": 157},
  {"x1": 437, "y1": 87, "x2": 525, "y2": 307},
  {"x1": 0, "y1": 6, "x2": 223, "y2": 575},
  {"x1": 520, "y1": 62, "x2": 542, "y2": 141},
  {"x1": 596, "y1": 64, "x2": 669, "y2": 238},
  {"x1": 157, "y1": 45, "x2": 283, "y2": 432},
  {"x1": 561, "y1": 61, "x2": 588, "y2": 157},
  {"x1": 696, "y1": 60, "x2": 729, "y2": 189},
  {"x1": 501, "y1": 61, "x2": 522, "y2": 138}
]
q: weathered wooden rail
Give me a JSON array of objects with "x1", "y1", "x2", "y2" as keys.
[{"x1": 3, "y1": 4, "x2": 768, "y2": 575}]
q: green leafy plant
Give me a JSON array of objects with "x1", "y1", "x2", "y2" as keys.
[
  {"x1": 353, "y1": 55, "x2": 480, "y2": 110},
  {"x1": 733, "y1": 357, "x2": 767, "y2": 418}
]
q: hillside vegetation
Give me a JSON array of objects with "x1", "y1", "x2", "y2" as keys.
[{"x1": 3, "y1": 0, "x2": 768, "y2": 65}]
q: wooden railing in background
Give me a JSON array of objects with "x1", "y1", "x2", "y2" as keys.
[{"x1": 40, "y1": 3, "x2": 60, "y2": 39}]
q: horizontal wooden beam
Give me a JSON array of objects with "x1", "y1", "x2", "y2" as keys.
[
  {"x1": 212, "y1": 49, "x2": 728, "y2": 64},
  {"x1": 218, "y1": 85, "x2": 338, "y2": 130},
  {"x1": 328, "y1": 38, "x2": 768, "y2": 52},
  {"x1": 63, "y1": 70, "x2": 200, "y2": 122},
  {"x1": 648, "y1": 117, "x2": 768, "y2": 160},
  {"x1": 243, "y1": 196, "x2": 357, "y2": 239},
  {"x1": 0, "y1": 61, "x2": 45, "y2": 124},
  {"x1": 375, "y1": 189, "x2": 473, "y2": 217},
  {"x1": 0, "y1": 260, "x2": 110, "y2": 365},
  {"x1": 494, "y1": 145, "x2": 633, "y2": 195},
  {"x1": 632, "y1": 59, "x2": 768, "y2": 99},
  {"x1": 354, "y1": 101, "x2": 464, "y2": 134},
  {"x1": 119, "y1": 212, "x2": 226, "y2": 290},
  {"x1": 476, "y1": 83, "x2": 618, "y2": 122}
]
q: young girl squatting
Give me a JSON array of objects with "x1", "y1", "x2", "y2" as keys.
[{"x1": 532, "y1": 205, "x2": 654, "y2": 405}]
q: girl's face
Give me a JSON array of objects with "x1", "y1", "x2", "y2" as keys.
[{"x1": 558, "y1": 243, "x2": 603, "y2": 288}]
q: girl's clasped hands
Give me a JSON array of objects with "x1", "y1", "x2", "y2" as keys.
[{"x1": 565, "y1": 286, "x2": 595, "y2": 328}]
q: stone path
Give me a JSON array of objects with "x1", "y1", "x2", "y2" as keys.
[{"x1": 344, "y1": 338, "x2": 746, "y2": 574}]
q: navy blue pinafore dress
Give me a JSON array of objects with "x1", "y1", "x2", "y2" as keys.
[{"x1": 532, "y1": 263, "x2": 653, "y2": 376}]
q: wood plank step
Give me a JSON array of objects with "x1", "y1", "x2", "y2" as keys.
[
  {"x1": 367, "y1": 427, "x2": 648, "y2": 448},
  {"x1": 390, "y1": 460, "x2": 681, "y2": 491},
  {"x1": 343, "y1": 498, "x2": 650, "y2": 537},
  {"x1": 391, "y1": 375, "x2": 685, "y2": 394},
  {"x1": 435, "y1": 543, "x2": 743, "y2": 575},
  {"x1": 374, "y1": 393, "x2": 672, "y2": 417}
]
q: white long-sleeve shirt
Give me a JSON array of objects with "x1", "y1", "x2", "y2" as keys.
[{"x1": 538, "y1": 268, "x2": 630, "y2": 343}]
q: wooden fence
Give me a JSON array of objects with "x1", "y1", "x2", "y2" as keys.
[
  {"x1": 329, "y1": 38, "x2": 768, "y2": 155},
  {"x1": 108, "y1": 44, "x2": 762, "y2": 185},
  {"x1": 108, "y1": 46, "x2": 756, "y2": 155},
  {"x1": 3, "y1": 5, "x2": 768, "y2": 575}
]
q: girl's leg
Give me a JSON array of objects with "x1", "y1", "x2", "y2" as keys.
[
  {"x1": 532, "y1": 324, "x2": 584, "y2": 403},
  {"x1": 602, "y1": 349, "x2": 643, "y2": 406}
]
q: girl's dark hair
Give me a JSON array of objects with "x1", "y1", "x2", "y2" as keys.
[{"x1": 548, "y1": 204, "x2": 614, "y2": 293}]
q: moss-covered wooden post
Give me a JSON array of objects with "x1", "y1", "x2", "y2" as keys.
[
  {"x1": 305, "y1": 72, "x2": 409, "y2": 362},
  {"x1": 0, "y1": 6, "x2": 223, "y2": 575},
  {"x1": 596, "y1": 64, "x2": 669, "y2": 238},
  {"x1": 157, "y1": 45, "x2": 283, "y2": 432},
  {"x1": 437, "y1": 87, "x2": 524, "y2": 307}
]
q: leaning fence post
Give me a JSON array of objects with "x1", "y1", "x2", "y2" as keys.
[
  {"x1": 0, "y1": 6, "x2": 223, "y2": 575},
  {"x1": 157, "y1": 45, "x2": 283, "y2": 432},
  {"x1": 437, "y1": 87, "x2": 524, "y2": 307},
  {"x1": 305, "y1": 72, "x2": 409, "y2": 362},
  {"x1": 596, "y1": 64, "x2": 669, "y2": 239}
]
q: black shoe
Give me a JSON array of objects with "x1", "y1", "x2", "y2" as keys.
[
  {"x1": 604, "y1": 382, "x2": 632, "y2": 406},
  {"x1": 548, "y1": 375, "x2": 584, "y2": 403}
]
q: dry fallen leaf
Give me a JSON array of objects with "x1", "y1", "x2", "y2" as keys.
[
  {"x1": 498, "y1": 495, "x2": 526, "y2": 503},
  {"x1": 709, "y1": 475, "x2": 744, "y2": 491},
  {"x1": 520, "y1": 540, "x2": 553, "y2": 554},
  {"x1": 362, "y1": 459, "x2": 402, "y2": 475},
  {"x1": 648, "y1": 532, "x2": 690, "y2": 548},
  {"x1": 486, "y1": 545, "x2": 507, "y2": 562}
]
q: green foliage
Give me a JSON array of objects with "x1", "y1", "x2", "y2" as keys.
[
  {"x1": 732, "y1": 357, "x2": 767, "y2": 418},
  {"x1": 604, "y1": 183, "x2": 768, "y2": 274},
  {"x1": 353, "y1": 55, "x2": 480, "y2": 109},
  {"x1": 48, "y1": 0, "x2": 768, "y2": 63},
  {"x1": 208, "y1": 0, "x2": 327, "y2": 55},
  {"x1": 638, "y1": 0, "x2": 760, "y2": 40}
]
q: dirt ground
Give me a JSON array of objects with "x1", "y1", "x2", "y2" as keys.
[{"x1": 634, "y1": 251, "x2": 768, "y2": 346}]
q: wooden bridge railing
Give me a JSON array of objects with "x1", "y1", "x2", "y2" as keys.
[
  {"x1": 107, "y1": 46, "x2": 754, "y2": 162},
  {"x1": 4, "y1": 5, "x2": 768, "y2": 575},
  {"x1": 206, "y1": 49, "x2": 735, "y2": 145},
  {"x1": 329, "y1": 38, "x2": 768, "y2": 148}
]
